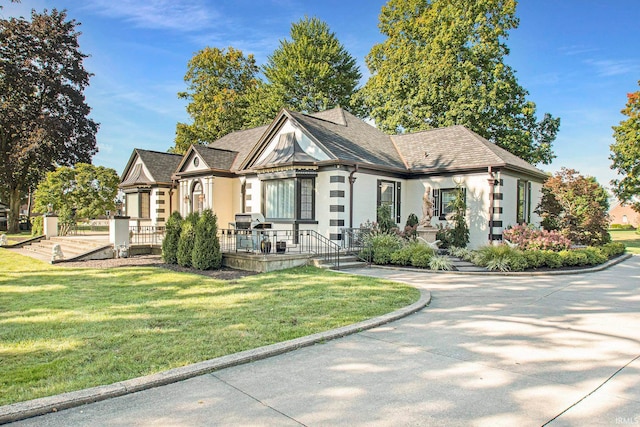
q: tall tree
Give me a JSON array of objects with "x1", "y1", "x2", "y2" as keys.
[
  {"x1": 610, "y1": 81, "x2": 640, "y2": 212},
  {"x1": 33, "y1": 163, "x2": 119, "y2": 235},
  {"x1": 173, "y1": 46, "x2": 259, "y2": 154},
  {"x1": 357, "y1": 0, "x2": 559, "y2": 165},
  {"x1": 536, "y1": 168, "x2": 610, "y2": 246},
  {"x1": 252, "y1": 16, "x2": 363, "y2": 121},
  {"x1": 0, "y1": 9, "x2": 98, "y2": 233}
]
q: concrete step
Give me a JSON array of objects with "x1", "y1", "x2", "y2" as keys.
[
  {"x1": 20, "y1": 237, "x2": 113, "y2": 263},
  {"x1": 446, "y1": 255, "x2": 487, "y2": 272}
]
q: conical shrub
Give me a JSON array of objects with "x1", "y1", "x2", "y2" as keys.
[
  {"x1": 192, "y1": 209, "x2": 222, "y2": 270},
  {"x1": 177, "y1": 212, "x2": 199, "y2": 267},
  {"x1": 162, "y1": 211, "x2": 183, "y2": 264}
]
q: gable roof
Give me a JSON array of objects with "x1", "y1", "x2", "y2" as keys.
[
  {"x1": 391, "y1": 125, "x2": 547, "y2": 179},
  {"x1": 120, "y1": 149, "x2": 183, "y2": 186},
  {"x1": 207, "y1": 125, "x2": 269, "y2": 171},
  {"x1": 254, "y1": 132, "x2": 318, "y2": 168},
  {"x1": 192, "y1": 145, "x2": 239, "y2": 171}
]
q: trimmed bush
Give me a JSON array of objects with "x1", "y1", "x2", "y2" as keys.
[
  {"x1": 598, "y1": 242, "x2": 625, "y2": 258},
  {"x1": 541, "y1": 250, "x2": 563, "y2": 268},
  {"x1": 610, "y1": 224, "x2": 635, "y2": 230},
  {"x1": 559, "y1": 250, "x2": 588, "y2": 266},
  {"x1": 162, "y1": 211, "x2": 183, "y2": 264},
  {"x1": 523, "y1": 250, "x2": 546, "y2": 269},
  {"x1": 31, "y1": 216, "x2": 43, "y2": 236},
  {"x1": 177, "y1": 212, "x2": 199, "y2": 267},
  {"x1": 503, "y1": 224, "x2": 571, "y2": 251},
  {"x1": 192, "y1": 209, "x2": 222, "y2": 270}
]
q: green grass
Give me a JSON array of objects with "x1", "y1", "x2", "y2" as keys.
[
  {"x1": 0, "y1": 250, "x2": 419, "y2": 406},
  {"x1": 1, "y1": 231, "x2": 32, "y2": 245},
  {"x1": 610, "y1": 229, "x2": 640, "y2": 254}
]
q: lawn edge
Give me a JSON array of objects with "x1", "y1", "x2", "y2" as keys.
[{"x1": 0, "y1": 289, "x2": 430, "y2": 425}]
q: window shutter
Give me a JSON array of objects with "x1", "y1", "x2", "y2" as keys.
[
  {"x1": 432, "y1": 188, "x2": 440, "y2": 218},
  {"x1": 527, "y1": 182, "x2": 532, "y2": 223},
  {"x1": 376, "y1": 180, "x2": 382, "y2": 207},
  {"x1": 396, "y1": 182, "x2": 401, "y2": 223}
]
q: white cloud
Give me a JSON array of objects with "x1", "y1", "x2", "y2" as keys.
[
  {"x1": 586, "y1": 59, "x2": 640, "y2": 77},
  {"x1": 81, "y1": 0, "x2": 218, "y2": 32}
]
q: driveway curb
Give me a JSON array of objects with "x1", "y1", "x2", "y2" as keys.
[{"x1": 0, "y1": 290, "x2": 431, "y2": 425}]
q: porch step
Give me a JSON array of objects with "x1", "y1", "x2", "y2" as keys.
[
  {"x1": 310, "y1": 254, "x2": 369, "y2": 270},
  {"x1": 446, "y1": 255, "x2": 486, "y2": 272},
  {"x1": 19, "y1": 236, "x2": 113, "y2": 263}
]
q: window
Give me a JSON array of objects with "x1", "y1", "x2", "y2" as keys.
[
  {"x1": 377, "y1": 180, "x2": 401, "y2": 223},
  {"x1": 125, "y1": 192, "x2": 150, "y2": 219},
  {"x1": 191, "y1": 181, "x2": 204, "y2": 213},
  {"x1": 263, "y1": 178, "x2": 315, "y2": 221},
  {"x1": 433, "y1": 188, "x2": 466, "y2": 219},
  {"x1": 517, "y1": 180, "x2": 531, "y2": 224}
]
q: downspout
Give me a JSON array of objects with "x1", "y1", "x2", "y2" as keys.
[
  {"x1": 487, "y1": 166, "x2": 495, "y2": 243},
  {"x1": 169, "y1": 179, "x2": 176, "y2": 216},
  {"x1": 348, "y1": 164, "x2": 358, "y2": 229}
]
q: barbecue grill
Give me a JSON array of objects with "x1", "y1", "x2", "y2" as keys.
[{"x1": 234, "y1": 213, "x2": 272, "y2": 252}]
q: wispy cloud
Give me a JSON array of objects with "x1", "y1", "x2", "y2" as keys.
[
  {"x1": 586, "y1": 59, "x2": 640, "y2": 77},
  {"x1": 559, "y1": 45, "x2": 599, "y2": 56},
  {"x1": 81, "y1": 0, "x2": 218, "y2": 32}
]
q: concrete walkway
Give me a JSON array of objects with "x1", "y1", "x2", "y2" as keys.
[{"x1": 8, "y1": 257, "x2": 640, "y2": 426}]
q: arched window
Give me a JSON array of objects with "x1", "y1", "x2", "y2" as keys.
[{"x1": 191, "y1": 181, "x2": 204, "y2": 213}]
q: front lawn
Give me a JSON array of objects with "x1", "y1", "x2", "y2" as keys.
[
  {"x1": 610, "y1": 229, "x2": 640, "y2": 254},
  {"x1": 0, "y1": 250, "x2": 419, "y2": 406}
]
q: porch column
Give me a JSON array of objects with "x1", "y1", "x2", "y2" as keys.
[
  {"x1": 110, "y1": 216, "x2": 130, "y2": 247},
  {"x1": 43, "y1": 214, "x2": 58, "y2": 238}
]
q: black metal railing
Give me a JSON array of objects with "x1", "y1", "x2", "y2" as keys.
[
  {"x1": 217, "y1": 228, "x2": 341, "y2": 269},
  {"x1": 341, "y1": 227, "x2": 373, "y2": 264},
  {"x1": 129, "y1": 226, "x2": 166, "y2": 244}
]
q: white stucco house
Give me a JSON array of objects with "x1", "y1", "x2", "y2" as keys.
[{"x1": 120, "y1": 107, "x2": 547, "y2": 249}]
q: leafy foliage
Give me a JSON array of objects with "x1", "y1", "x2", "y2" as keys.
[
  {"x1": 610, "y1": 81, "x2": 640, "y2": 212},
  {"x1": 357, "y1": 0, "x2": 559, "y2": 165},
  {"x1": 32, "y1": 164, "x2": 119, "y2": 235},
  {"x1": 192, "y1": 209, "x2": 222, "y2": 270},
  {"x1": 173, "y1": 47, "x2": 259, "y2": 154},
  {"x1": 536, "y1": 168, "x2": 611, "y2": 246},
  {"x1": 448, "y1": 187, "x2": 470, "y2": 248},
  {"x1": 31, "y1": 216, "x2": 43, "y2": 236},
  {"x1": 376, "y1": 204, "x2": 396, "y2": 234},
  {"x1": 177, "y1": 212, "x2": 199, "y2": 267},
  {"x1": 503, "y1": 224, "x2": 571, "y2": 251},
  {"x1": 258, "y1": 17, "x2": 363, "y2": 118},
  {"x1": 162, "y1": 211, "x2": 183, "y2": 264},
  {"x1": 0, "y1": 9, "x2": 98, "y2": 232}
]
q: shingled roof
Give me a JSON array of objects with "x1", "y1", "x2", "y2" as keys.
[
  {"x1": 391, "y1": 125, "x2": 547, "y2": 178},
  {"x1": 207, "y1": 125, "x2": 269, "y2": 171},
  {"x1": 120, "y1": 149, "x2": 183, "y2": 186},
  {"x1": 192, "y1": 145, "x2": 239, "y2": 171}
]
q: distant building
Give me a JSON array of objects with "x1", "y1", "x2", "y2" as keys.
[{"x1": 609, "y1": 202, "x2": 639, "y2": 228}]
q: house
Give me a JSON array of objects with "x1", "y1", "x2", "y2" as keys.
[
  {"x1": 119, "y1": 149, "x2": 183, "y2": 226},
  {"x1": 609, "y1": 202, "x2": 639, "y2": 228},
  {"x1": 120, "y1": 107, "x2": 548, "y2": 249}
]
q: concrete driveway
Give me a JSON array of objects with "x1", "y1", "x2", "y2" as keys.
[{"x1": 9, "y1": 257, "x2": 640, "y2": 426}]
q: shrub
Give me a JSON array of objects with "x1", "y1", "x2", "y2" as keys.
[
  {"x1": 376, "y1": 204, "x2": 396, "y2": 234},
  {"x1": 448, "y1": 187, "x2": 469, "y2": 248},
  {"x1": 473, "y1": 244, "x2": 527, "y2": 272},
  {"x1": 610, "y1": 223, "x2": 635, "y2": 230},
  {"x1": 367, "y1": 232, "x2": 403, "y2": 265},
  {"x1": 503, "y1": 224, "x2": 571, "y2": 251},
  {"x1": 192, "y1": 209, "x2": 222, "y2": 270},
  {"x1": 31, "y1": 216, "x2": 43, "y2": 236},
  {"x1": 162, "y1": 211, "x2": 183, "y2": 264},
  {"x1": 410, "y1": 244, "x2": 435, "y2": 268},
  {"x1": 401, "y1": 213, "x2": 419, "y2": 240},
  {"x1": 541, "y1": 250, "x2": 563, "y2": 268},
  {"x1": 177, "y1": 212, "x2": 199, "y2": 267},
  {"x1": 559, "y1": 250, "x2": 588, "y2": 267},
  {"x1": 523, "y1": 250, "x2": 546, "y2": 269},
  {"x1": 582, "y1": 247, "x2": 607, "y2": 265},
  {"x1": 598, "y1": 242, "x2": 625, "y2": 258},
  {"x1": 429, "y1": 255, "x2": 453, "y2": 271},
  {"x1": 436, "y1": 224, "x2": 452, "y2": 249}
]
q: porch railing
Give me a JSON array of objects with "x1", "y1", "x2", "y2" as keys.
[
  {"x1": 341, "y1": 227, "x2": 373, "y2": 264},
  {"x1": 129, "y1": 226, "x2": 166, "y2": 245},
  {"x1": 217, "y1": 228, "x2": 341, "y2": 269}
]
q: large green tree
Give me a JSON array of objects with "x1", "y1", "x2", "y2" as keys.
[
  {"x1": 172, "y1": 47, "x2": 259, "y2": 154},
  {"x1": 535, "y1": 168, "x2": 610, "y2": 246},
  {"x1": 0, "y1": 9, "x2": 98, "y2": 233},
  {"x1": 252, "y1": 16, "x2": 363, "y2": 122},
  {"x1": 33, "y1": 163, "x2": 119, "y2": 235},
  {"x1": 610, "y1": 81, "x2": 640, "y2": 212},
  {"x1": 357, "y1": 0, "x2": 559, "y2": 165}
]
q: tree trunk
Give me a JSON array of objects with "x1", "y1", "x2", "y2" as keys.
[{"x1": 8, "y1": 187, "x2": 21, "y2": 234}]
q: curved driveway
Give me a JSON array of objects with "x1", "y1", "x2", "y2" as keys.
[{"x1": 10, "y1": 257, "x2": 640, "y2": 426}]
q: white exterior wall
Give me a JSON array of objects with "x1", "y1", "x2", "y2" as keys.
[
  {"x1": 499, "y1": 172, "x2": 544, "y2": 231},
  {"x1": 256, "y1": 120, "x2": 330, "y2": 165}
]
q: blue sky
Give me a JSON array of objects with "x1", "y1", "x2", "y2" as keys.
[{"x1": 3, "y1": 1, "x2": 639, "y2": 191}]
